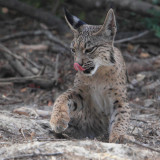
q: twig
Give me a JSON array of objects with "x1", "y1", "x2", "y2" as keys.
[
  {"x1": 19, "y1": 128, "x2": 26, "y2": 140},
  {"x1": 0, "y1": 43, "x2": 33, "y2": 76},
  {"x1": 54, "y1": 54, "x2": 59, "y2": 84},
  {"x1": 3, "y1": 152, "x2": 63, "y2": 160},
  {"x1": 0, "y1": 43, "x2": 22, "y2": 60},
  {"x1": 22, "y1": 55, "x2": 41, "y2": 70},
  {"x1": 131, "y1": 140, "x2": 160, "y2": 153},
  {"x1": 131, "y1": 118, "x2": 148, "y2": 123},
  {"x1": 115, "y1": 31, "x2": 149, "y2": 43},
  {"x1": 38, "y1": 65, "x2": 46, "y2": 76}
]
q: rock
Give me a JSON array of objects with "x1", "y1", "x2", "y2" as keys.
[
  {"x1": 136, "y1": 73, "x2": 146, "y2": 82},
  {"x1": 144, "y1": 99, "x2": 155, "y2": 107}
]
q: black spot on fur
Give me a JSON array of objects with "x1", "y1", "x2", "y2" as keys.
[
  {"x1": 114, "y1": 100, "x2": 119, "y2": 104},
  {"x1": 73, "y1": 101, "x2": 77, "y2": 111},
  {"x1": 115, "y1": 113, "x2": 119, "y2": 117},
  {"x1": 126, "y1": 70, "x2": 129, "y2": 83},
  {"x1": 77, "y1": 94, "x2": 83, "y2": 101},
  {"x1": 110, "y1": 51, "x2": 115, "y2": 63},
  {"x1": 113, "y1": 105, "x2": 122, "y2": 110},
  {"x1": 120, "y1": 111, "x2": 127, "y2": 114}
]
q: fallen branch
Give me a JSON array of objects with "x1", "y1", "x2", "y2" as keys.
[
  {"x1": 0, "y1": 76, "x2": 56, "y2": 89},
  {"x1": 0, "y1": 0, "x2": 68, "y2": 33},
  {"x1": 19, "y1": 44, "x2": 48, "y2": 51},
  {"x1": 127, "y1": 55, "x2": 160, "y2": 75},
  {"x1": 0, "y1": 44, "x2": 33, "y2": 77},
  {"x1": 3, "y1": 152, "x2": 63, "y2": 160},
  {"x1": 0, "y1": 30, "x2": 70, "y2": 52},
  {"x1": 115, "y1": 31, "x2": 149, "y2": 44},
  {"x1": 131, "y1": 140, "x2": 160, "y2": 154},
  {"x1": 13, "y1": 107, "x2": 51, "y2": 118}
]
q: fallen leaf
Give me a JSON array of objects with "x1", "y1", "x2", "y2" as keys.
[
  {"x1": 139, "y1": 52, "x2": 150, "y2": 58},
  {"x1": 127, "y1": 44, "x2": 134, "y2": 52},
  {"x1": 136, "y1": 73, "x2": 146, "y2": 82},
  {"x1": 48, "y1": 100, "x2": 53, "y2": 106},
  {"x1": 20, "y1": 88, "x2": 27, "y2": 93},
  {"x1": 30, "y1": 132, "x2": 35, "y2": 140},
  {"x1": 2, "y1": 7, "x2": 8, "y2": 14}
]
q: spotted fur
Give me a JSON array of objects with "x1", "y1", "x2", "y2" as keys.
[{"x1": 50, "y1": 9, "x2": 131, "y2": 142}]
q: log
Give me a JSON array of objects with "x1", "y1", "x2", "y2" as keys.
[
  {"x1": 72, "y1": 0, "x2": 160, "y2": 17},
  {"x1": 0, "y1": 110, "x2": 159, "y2": 159},
  {"x1": 126, "y1": 55, "x2": 160, "y2": 75},
  {"x1": 1, "y1": 139, "x2": 160, "y2": 159},
  {"x1": 0, "y1": 0, "x2": 68, "y2": 33}
]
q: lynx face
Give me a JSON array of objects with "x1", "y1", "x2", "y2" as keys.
[{"x1": 64, "y1": 8, "x2": 117, "y2": 75}]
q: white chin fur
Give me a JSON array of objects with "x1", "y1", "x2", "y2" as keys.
[{"x1": 86, "y1": 65, "x2": 99, "y2": 76}]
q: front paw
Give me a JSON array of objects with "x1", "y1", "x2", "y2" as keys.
[{"x1": 50, "y1": 108, "x2": 70, "y2": 133}]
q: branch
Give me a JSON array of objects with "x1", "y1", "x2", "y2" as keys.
[
  {"x1": 0, "y1": 30, "x2": 70, "y2": 51},
  {"x1": 0, "y1": 76, "x2": 56, "y2": 89},
  {"x1": 115, "y1": 31, "x2": 149, "y2": 44},
  {"x1": 0, "y1": 0, "x2": 68, "y2": 33}
]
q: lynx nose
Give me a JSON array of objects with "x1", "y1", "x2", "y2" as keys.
[{"x1": 74, "y1": 63, "x2": 85, "y2": 71}]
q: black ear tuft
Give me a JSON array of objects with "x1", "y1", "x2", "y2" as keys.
[
  {"x1": 64, "y1": 7, "x2": 74, "y2": 26},
  {"x1": 64, "y1": 7, "x2": 86, "y2": 29}
]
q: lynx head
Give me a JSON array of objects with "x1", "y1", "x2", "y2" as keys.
[{"x1": 64, "y1": 8, "x2": 117, "y2": 75}]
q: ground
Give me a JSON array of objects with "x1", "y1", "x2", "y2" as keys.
[{"x1": 0, "y1": 14, "x2": 160, "y2": 159}]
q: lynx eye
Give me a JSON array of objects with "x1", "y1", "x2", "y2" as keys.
[
  {"x1": 85, "y1": 47, "x2": 95, "y2": 54},
  {"x1": 71, "y1": 48, "x2": 76, "y2": 54}
]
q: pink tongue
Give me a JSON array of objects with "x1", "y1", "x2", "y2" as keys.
[{"x1": 74, "y1": 63, "x2": 85, "y2": 71}]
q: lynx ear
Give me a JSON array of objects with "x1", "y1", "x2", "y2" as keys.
[
  {"x1": 64, "y1": 8, "x2": 86, "y2": 34},
  {"x1": 93, "y1": 9, "x2": 117, "y2": 39}
]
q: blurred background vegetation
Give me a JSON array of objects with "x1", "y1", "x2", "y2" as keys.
[
  {"x1": 0, "y1": 0, "x2": 159, "y2": 38},
  {"x1": 15, "y1": 0, "x2": 160, "y2": 37}
]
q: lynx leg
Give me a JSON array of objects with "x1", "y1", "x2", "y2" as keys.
[
  {"x1": 50, "y1": 88, "x2": 85, "y2": 133},
  {"x1": 109, "y1": 101, "x2": 131, "y2": 143}
]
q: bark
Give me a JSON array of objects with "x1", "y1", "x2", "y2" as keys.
[{"x1": 0, "y1": 0, "x2": 68, "y2": 33}]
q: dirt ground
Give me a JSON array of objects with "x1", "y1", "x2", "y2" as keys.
[{"x1": 0, "y1": 13, "x2": 160, "y2": 159}]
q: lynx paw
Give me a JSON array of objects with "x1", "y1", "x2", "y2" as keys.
[
  {"x1": 109, "y1": 133, "x2": 135, "y2": 143},
  {"x1": 109, "y1": 133, "x2": 122, "y2": 143},
  {"x1": 50, "y1": 108, "x2": 70, "y2": 133}
]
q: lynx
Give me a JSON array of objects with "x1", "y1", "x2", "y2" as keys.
[{"x1": 50, "y1": 8, "x2": 131, "y2": 143}]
